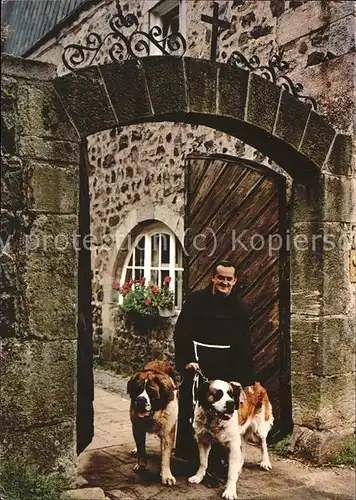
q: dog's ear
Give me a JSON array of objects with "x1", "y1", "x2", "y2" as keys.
[
  {"x1": 254, "y1": 381, "x2": 262, "y2": 391},
  {"x1": 127, "y1": 378, "x2": 134, "y2": 396},
  {"x1": 251, "y1": 382, "x2": 267, "y2": 408},
  {"x1": 196, "y1": 380, "x2": 211, "y2": 408},
  {"x1": 230, "y1": 381, "x2": 245, "y2": 407},
  {"x1": 154, "y1": 374, "x2": 176, "y2": 404},
  {"x1": 127, "y1": 375, "x2": 138, "y2": 397}
]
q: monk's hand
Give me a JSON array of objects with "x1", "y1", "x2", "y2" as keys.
[{"x1": 185, "y1": 362, "x2": 200, "y2": 372}]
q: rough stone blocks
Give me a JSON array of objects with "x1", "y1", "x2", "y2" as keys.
[
  {"x1": 325, "y1": 134, "x2": 354, "y2": 176},
  {"x1": 28, "y1": 161, "x2": 79, "y2": 214},
  {"x1": 100, "y1": 60, "x2": 153, "y2": 125},
  {"x1": 246, "y1": 73, "x2": 281, "y2": 133},
  {"x1": 1, "y1": 339, "x2": 76, "y2": 430},
  {"x1": 275, "y1": 90, "x2": 311, "y2": 148},
  {"x1": 53, "y1": 66, "x2": 116, "y2": 137},
  {"x1": 17, "y1": 82, "x2": 77, "y2": 141},
  {"x1": 218, "y1": 63, "x2": 249, "y2": 120},
  {"x1": 291, "y1": 424, "x2": 353, "y2": 463},
  {"x1": 0, "y1": 419, "x2": 76, "y2": 475},
  {"x1": 18, "y1": 136, "x2": 80, "y2": 164},
  {"x1": 322, "y1": 174, "x2": 356, "y2": 223},
  {"x1": 184, "y1": 58, "x2": 217, "y2": 114},
  {"x1": 1, "y1": 54, "x2": 56, "y2": 81},
  {"x1": 292, "y1": 372, "x2": 355, "y2": 433},
  {"x1": 141, "y1": 56, "x2": 186, "y2": 116},
  {"x1": 291, "y1": 315, "x2": 355, "y2": 377},
  {"x1": 299, "y1": 111, "x2": 336, "y2": 168},
  {"x1": 25, "y1": 214, "x2": 78, "y2": 340}
]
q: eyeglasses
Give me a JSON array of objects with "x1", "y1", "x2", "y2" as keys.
[{"x1": 215, "y1": 275, "x2": 235, "y2": 283}]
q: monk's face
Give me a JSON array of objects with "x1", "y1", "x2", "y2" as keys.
[{"x1": 211, "y1": 265, "x2": 237, "y2": 296}]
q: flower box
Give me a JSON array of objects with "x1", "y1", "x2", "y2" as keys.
[
  {"x1": 112, "y1": 276, "x2": 175, "y2": 328},
  {"x1": 158, "y1": 308, "x2": 175, "y2": 318}
]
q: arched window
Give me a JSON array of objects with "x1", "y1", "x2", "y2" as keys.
[{"x1": 120, "y1": 223, "x2": 184, "y2": 309}]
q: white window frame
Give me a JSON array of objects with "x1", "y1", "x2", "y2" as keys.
[
  {"x1": 149, "y1": 0, "x2": 186, "y2": 56},
  {"x1": 119, "y1": 223, "x2": 184, "y2": 310}
]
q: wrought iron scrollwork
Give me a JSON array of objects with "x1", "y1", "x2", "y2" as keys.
[
  {"x1": 62, "y1": 1, "x2": 186, "y2": 71},
  {"x1": 228, "y1": 48, "x2": 317, "y2": 110}
]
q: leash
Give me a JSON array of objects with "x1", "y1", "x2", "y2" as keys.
[
  {"x1": 190, "y1": 368, "x2": 209, "y2": 424},
  {"x1": 191, "y1": 340, "x2": 230, "y2": 408},
  {"x1": 195, "y1": 367, "x2": 209, "y2": 384},
  {"x1": 189, "y1": 342, "x2": 210, "y2": 423}
]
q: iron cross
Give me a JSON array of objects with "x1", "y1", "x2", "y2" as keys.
[{"x1": 201, "y1": 2, "x2": 231, "y2": 63}]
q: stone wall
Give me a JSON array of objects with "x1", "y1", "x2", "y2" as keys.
[
  {"x1": 0, "y1": 55, "x2": 80, "y2": 475},
  {"x1": 101, "y1": 313, "x2": 176, "y2": 376}
]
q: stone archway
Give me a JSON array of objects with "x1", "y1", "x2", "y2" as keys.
[
  {"x1": 56, "y1": 56, "x2": 355, "y2": 462},
  {"x1": 53, "y1": 56, "x2": 354, "y2": 461},
  {"x1": 1, "y1": 54, "x2": 354, "y2": 472}
]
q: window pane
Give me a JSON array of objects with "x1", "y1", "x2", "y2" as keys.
[
  {"x1": 151, "y1": 234, "x2": 160, "y2": 267},
  {"x1": 135, "y1": 237, "x2": 145, "y2": 266},
  {"x1": 125, "y1": 268, "x2": 132, "y2": 282},
  {"x1": 175, "y1": 237, "x2": 183, "y2": 267},
  {"x1": 161, "y1": 233, "x2": 170, "y2": 265},
  {"x1": 162, "y1": 6, "x2": 179, "y2": 37},
  {"x1": 128, "y1": 253, "x2": 133, "y2": 266},
  {"x1": 134, "y1": 268, "x2": 144, "y2": 280},
  {"x1": 175, "y1": 270, "x2": 183, "y2": 308},
  {"x1": 161, "y1": 269, "x2": 170, "y2": 287},
  {"x1": 170, "y1": 14, "x2": 179, "y2": 34},
  {"x1": 151, "y1": 269, "x2": 159, "y2": 286}
]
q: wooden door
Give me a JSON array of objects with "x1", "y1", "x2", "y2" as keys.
[{"x1": 185, "y1": 155, "x2": 291, "y2": 437}]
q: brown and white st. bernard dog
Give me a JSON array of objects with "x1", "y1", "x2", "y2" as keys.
[
  {"x1": 189, "y1": 379, "x2": 273, "y2": 500},
  {"x1": 127, "y1": 360, "x2": 178, "y2": 486}
]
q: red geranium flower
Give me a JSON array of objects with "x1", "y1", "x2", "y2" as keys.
[
  {"x1": 163, "y1": 276, "x2": 172, "y2": 284},
  {"x1": 112, "y1": 282, "x2": 120, "y2": 291},
  {"x1": 151, "y1": 286, "x2": 159, "y2": 294},
  {"x1": 139, "y1": 277, "x2": 146, "y2": 285},
  {"x1": 144, "y1": 298, "x2": 152, "y2": 306}
]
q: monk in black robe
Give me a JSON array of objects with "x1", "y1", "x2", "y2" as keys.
[{"x1": 173, "y1": 260, "x2": 255, "y2": 478}]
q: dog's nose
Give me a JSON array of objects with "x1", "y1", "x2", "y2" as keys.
[
  {"x1": 135, "y1": 396, "x2": 150, "y2": 410},
  {"x1": 225, "y1": 400, "x2": 235, "y2": 414}
]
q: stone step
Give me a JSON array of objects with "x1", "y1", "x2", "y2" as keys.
[{"x1": 62, "y1": 487, "x2": 111, "y2": 500}]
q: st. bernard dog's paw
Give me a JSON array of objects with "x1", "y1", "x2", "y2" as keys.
[
  {"x1": 188, "y1": 472, "x2": 204, "y2": 484},
  {"x1": 222, "y1": 483, "x2": 238, "y2": 500},
  {"x1": 161, "y1": 471, "x2": 176, "y2": 486},
  {"x1": 260, "y1": 459, "x2": 272, "y2": 471}
]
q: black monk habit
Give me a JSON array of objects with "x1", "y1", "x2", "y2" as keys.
[{"x1": 173, "y1": 284, "x2": 255, "y2": 463}]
